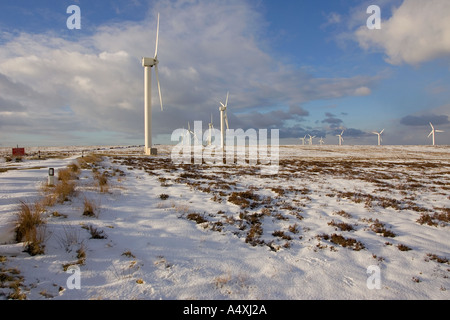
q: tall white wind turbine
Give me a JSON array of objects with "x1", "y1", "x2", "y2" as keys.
[
  {"x1": 142, "y1": 13, "x2": 163, "y2": 155},
  {"x1": 219, "y1": 92, "x2": 229, "y2": 149},
  {"x1": 428, "y1": 122, "x2": 444, "y2": 146},
  {"x1": 372, "y1": 129, "x2": 384, "y2": 146},
  {"x1": 337, "y1": 130, "x2": 344, "y2": 146}
]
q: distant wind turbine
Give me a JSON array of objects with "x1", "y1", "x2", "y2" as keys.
[
  {"x1": 337, "y1": 130, "x2": 344, "y2": 146},
  {"x1": 299, "y1": 136, "x2": 306, "y2": 146},
  {"x1": 308, "y1": 134, "x2": 315, "y2": 145},
  {"x1": 319, "y1": 137, "x2": 324, "y2": 145},
  {"x1": 187, "y1": 122, "x2": 199, "y2": 145},
  {"x1": 372, "y1": 129, "x2": 384, "y2": 146},
  {"x1": 428, "y1": 122, "x2": 444, "y2": 146}
]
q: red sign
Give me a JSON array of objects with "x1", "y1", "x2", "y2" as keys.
[{"x1": 12, "y1": 148, "x2": 25, "y2": 156}]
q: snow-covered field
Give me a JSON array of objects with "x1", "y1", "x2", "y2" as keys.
[{"x1": 0, "y1": 145, "x2": 449, "y2": 300}]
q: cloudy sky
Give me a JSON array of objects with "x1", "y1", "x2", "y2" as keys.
[{"x1": 0, "y1": 0, "x2": 449, "y2": 147}]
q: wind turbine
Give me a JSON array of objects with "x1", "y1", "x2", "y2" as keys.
[
  {"x1": 337, "y1": 130, "x2": 344, "y2": 146},
  {"x1": 428, "y1": 122, "x2": 444, "y2": 146},
  {"x1": 142, "y1": 13, "x2": 163, "y2": 155},
  {"x1": 372, "y1": 129, "x2": 384, "y2": 146},
  {"x1": 308, "y1": 134, "x2": 315, "y2": 145},
  {"x1": 219, "y1": 92, "x2": 230, "y2": 149},
  {"x1": 299, "y1": 135, "x2": 306, "y2": 145},
  {"x1": 187, "y1": 122, "x2": 199, "y2": 145},
  {"x1": 319, "y1": 137, "x2": 324, "y2": 145}
]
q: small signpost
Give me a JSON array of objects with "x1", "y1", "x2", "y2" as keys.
[{"x1": 48, "y1": 168, "x2": 55, "y2": 186}]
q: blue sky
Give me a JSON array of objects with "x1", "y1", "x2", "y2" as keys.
[{"x1": 0, "y1": 0, "x2": 449, "y2": 147}]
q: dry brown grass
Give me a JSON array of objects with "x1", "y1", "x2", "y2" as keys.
[
  {"x1": 57, "y1": 167, "x2": 76, "y2": 182},
  {"x1": 328, "y1": 220, "x2": 355, "y2": 232},
  {"x1": 15, "y1": 201, "x2": 46, "y2": 255},
  {"x1": 77, "y1": 154, "x2": 103, "y2": 169},
  {"x1": 417, "y1": 211, "x2": 450, "y2": 227},
  {"x1": 186, "y1": 213, "x2": 208, "y2": 224},
  {"x1": 0, "y1": 262, "x2": 26, "y2": 300},
  {"x1": 82, "y1": 197, "x2": 99, "y2": 218},
  {"x1": 94, "y1": 171, "x2": 109, "y2": 193},
  {"x1": 318, "y1": 233, "x2": 365, "y2": 251},
  {"x1": 54, "y1": 180, "x2": 77, "y2": 203}
]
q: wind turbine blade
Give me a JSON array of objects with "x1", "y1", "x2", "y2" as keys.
[
  {"x1": 154, "y1": 13, "x2": 160, "y2": 58},
  {"x1": 380, "y1": 129, "x2": 384, "y2": 134},
  {"x1": 436, "y1": 130, "x2": 444, "y2": 133},
  {"x1": 225, "y1": 92, "x2": 229, "y2": 108},
  {"x1": 429, "y1": 122, "x2": 434, "y2": 130},
  {"x1": 155, "y1": 65, "x2": 163, "y2": 111},
  {"x1": 428, "y1": 131, "x2": 433, "y2": 138}
]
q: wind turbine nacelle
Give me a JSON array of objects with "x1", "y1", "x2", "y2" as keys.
[{"x1": 142, "y1": 57, "x2": 157, "y2": 67}]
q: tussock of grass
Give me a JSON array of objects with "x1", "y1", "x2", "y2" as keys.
[
  {"x1": 328, "y1": 220, "x2": 355, "y2": 232},
  {"x1": 417, "y1": 212, "x2": 450, "y2": 227},
  {"x1": 82, "y1": 197, "x2": 99, "y2": 217},
  {"x1": 425, "y1": 253, "x2": 449, "y2": 264},
  {"x1": 319, "y1": 233, "x2": 365, "y2": 251},
  {"x1": 397, "y1": 244, "x2": 412, "y2": 251},
  {"x1": 94, "y1": 172, "x2": 109, "y2": 193},
  {"x1": 77, "y1": 154, "x2": 103, "y2": 169},
  {"x1": 0, "y1": 263, "x2": 26, "y2": 299},
  {"x1": 228, "y1": 191, "x2": 260, "y2": 209},
  {"x1": 15, "y1": 201, "x2": 46, "y2": 255},
  {"x1": 54, "y1": 180, "x2": 77, "y2": 203},
  {"x1": 83, "y1": 224, "x2": 107, "y2": 239},
  {"x1": 186, "y1": 213, "x2": 208, "y2": 224},
  {"x1": 58, "y1": 167, "x2": 76, "y2": 182}
]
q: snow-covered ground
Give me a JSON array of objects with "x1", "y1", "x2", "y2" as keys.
[{"x1": 0, "y1": 145, "x2": 449, "y2": 300}]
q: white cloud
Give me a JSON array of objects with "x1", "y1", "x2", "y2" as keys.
[
  {"x1": 356, "y1": 0, "x2": 450, "y2": 65},
  {"x1": 354, "y1": 86, "x2": 371, "y2": 96}
]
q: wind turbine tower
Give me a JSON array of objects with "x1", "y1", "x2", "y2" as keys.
[
  {"x1": 428, "y1": 122, "x2": 444, "y2": 146},
  {"x1": 142, "y1": 13, "x2": 163, "y2": 155},
  {"x1": 219, "y1": 92, "x2": 230, "y2": 149},
  {"x1": 372, "y1": 129, "x2": 384, "y2": 146},
  {"x1": 208, "y1": 114, "x2": 214, "y2": 146}
]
